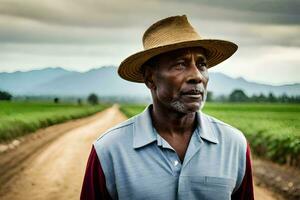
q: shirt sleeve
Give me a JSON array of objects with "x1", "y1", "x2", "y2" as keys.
[
  {"x1": 231, "y1": 142, "x2": 255, "y2": 200},
  {"x1": 80, "y1": 146, "x2": 112, "y2": 200}
]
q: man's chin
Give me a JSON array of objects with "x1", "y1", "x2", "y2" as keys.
[
  {"x1": 186, "y1": 102, "x2": 203, "y2": 112},
  {"x1": 170, "y1": 101, "x2": 204, "y2": 114},
  {"x1": 186, "y1": 99, "x2": 207, "y2": 112}
]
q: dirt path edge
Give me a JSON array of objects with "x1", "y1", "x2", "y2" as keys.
[
  {"x1": 253, "y1": 156, "x2": 300, "y2": 200},
  {"x1": 0, "y1": 106, "x2": 112, "y2": 188}
]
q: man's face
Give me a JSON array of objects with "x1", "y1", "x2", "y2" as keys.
[{"x1": 146, "y1": 47, "x2": 209, "y2": 114}]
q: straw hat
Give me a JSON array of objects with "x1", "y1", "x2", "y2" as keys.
[{"x1": 118, "y1": 15, "x2": 238, "y2": 83}]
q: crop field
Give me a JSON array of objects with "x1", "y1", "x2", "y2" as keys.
[
  {"x1": 120, "y1": 103, "x2": 300, "y2": 168},
  {"x1": 0, "y1": 101, "x2": 110, "y2": 142}
]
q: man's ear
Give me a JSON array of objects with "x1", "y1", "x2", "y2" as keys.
[{"x1": 143, "y1": 66, "x2": 156, "y2": 90}]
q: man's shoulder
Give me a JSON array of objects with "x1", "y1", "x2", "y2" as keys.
[
  {"x1": 94, "y1": 115, "x2": 136, "y2": 148},
  {"x1": 201, "y1": 112, "x2": 247, "y2": 145}
]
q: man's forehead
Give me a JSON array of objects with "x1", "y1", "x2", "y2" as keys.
[{"x1": 159, "y1": 47, "x2": 207, "y2": 60}]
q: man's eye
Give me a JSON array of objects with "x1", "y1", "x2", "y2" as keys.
[
  {"x1": 197, "y1": 62, "x2": 207, "y2": 70},
  {"x1": 173, "y1": 62, "x2": 185, "y2": 70}
]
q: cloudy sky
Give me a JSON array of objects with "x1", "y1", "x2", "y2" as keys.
[{"x1": 0, "y1": 0, "x2": 299, "y2": 85}]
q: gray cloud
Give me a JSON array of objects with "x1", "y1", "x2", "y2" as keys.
[
  {"x1": 0, "y1": 16, "x2": 143, "y2": 44},
  {"x1": 171, "y1": 0, "x2": 300, "y2": 25},
  {"x1": 0, "y1": 0, "x2": 299, "y2": 84},
  {"x1": 209, "y1": 45, "x2": 300, "y2": 85},
  {"x1": 0, "y1": 0, "x2": 299, "y2": 47},
  {"x1": 0, "y1": 0, "x2": 160, "y2": 27},
  {"x1": 1, "y1": 0, "x2": 299, "y2": 28}
]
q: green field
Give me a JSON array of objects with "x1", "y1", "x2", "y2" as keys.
[
  {"x1": 0, "y1": 101, "x2": 110, "y2": 142},
  {"x1": 120, "y1": 103, "x2": 300, "y2": 167}
]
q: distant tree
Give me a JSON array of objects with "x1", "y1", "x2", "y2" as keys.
[
  {"x1": 229, "y1": 89, "x2": 248, "y2": 102},
  {"x1": 295, "y1": 95, "x2": 300, "y2": 103},
  {"x1": 268, "y1": 92, "x2": 277, "y2": 102},
  {"x1": 54, "y1": 97, "x2": 60, "y2": 104},
  {"x1": 250, "y1": 94, "x2": 259, "y2": 102},
  {"x1": 206, "y1": 91, "x2": 213, "y2": 102},
  {"x1": 215, "y1": 95, "x2": 228, "y2": 102},
  {"x1": 280, "y1": 95, "x2": 300, "y2": 103},
  {"x1": 250, "y1": 93, "x2": 299, "y2": 103},
  {"x1": 278, "y1": 93, "x2": 289, "y2": 103},
  {"x1": 0, "y1": 90, "x2": 12, "y2": 101},
  {"x1": 87, "y1": 93, "x2": 99, "y2": 105},
  {"x1": 77, "y1": 98, "x2": 82, "y2": 105},
  {"x1": 257, "y1": 93, "x2": 267, "y2": 102}
]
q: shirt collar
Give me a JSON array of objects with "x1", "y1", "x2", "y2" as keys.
[
  {"x1": 133, "y1": 105, "x2": 219, "y2": 149},
  {"x1": 133, "y1": 105, "x2": 157, "y2": 149},
  {"x1": 197, "y1": 111, "x2": 219, "y2": 144}
]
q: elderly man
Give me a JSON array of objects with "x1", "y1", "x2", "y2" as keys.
[{"x1": 81, "y1": 15, "x2": 254, "y2": 200}]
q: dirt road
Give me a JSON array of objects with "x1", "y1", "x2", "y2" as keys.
[
  {"x1": 0, "y1": 105, "x2": 281, "y2": 200},
  {"x1": 0, "y1": 105, "x2": 127, "y2": 200}
]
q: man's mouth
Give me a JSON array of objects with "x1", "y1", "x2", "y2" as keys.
[{"x1": 181, "y1": 89, "x2": 204, "y2": 99}]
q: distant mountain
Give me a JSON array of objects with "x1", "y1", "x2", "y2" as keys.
[
  {"x1": 0, "y1": 66, "x2": 299, "y2": 97},
  {"x1": 30, "y1": 67, "x2": 149, "y2": 97},
  {"x1": 0, "y1": 67, "x2": 73, "y2": 94},
  {"x1": 208, "y1": 72, "x2": 300, "y2": 96}
]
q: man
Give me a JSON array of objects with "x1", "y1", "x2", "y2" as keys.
[{"x1": 81, "y1": 15, "x2": 254, "y2": 200}]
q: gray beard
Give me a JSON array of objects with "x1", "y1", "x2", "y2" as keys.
[
  {"x1": 170, "y1": 101, "x2": 186, "y2": 113},
  {"x1": 170, "y1": 90, "x2": 207, "y2": 113}
]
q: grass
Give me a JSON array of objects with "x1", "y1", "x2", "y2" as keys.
[
  {"x1": 0, "y1": 101, "x2": 110, "y2": 142},
  {"x1": 120, "y1": 103, "x2": 300, "y2": 167}
]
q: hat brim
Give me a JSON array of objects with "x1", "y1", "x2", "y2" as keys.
[{"x1": 118, "y1": 39, "x2": 238, "y2": 83}]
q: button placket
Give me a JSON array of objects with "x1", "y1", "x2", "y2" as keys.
[
  {"x1": 154, "y1": 129, "x2": 183, "y2": 176},
  {"x1": 168, "y1": 151, "x2": 181, "y2": 176}
]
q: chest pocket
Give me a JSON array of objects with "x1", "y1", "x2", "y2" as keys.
[{"x1": 189, "y1": 176, "x2": 235, "y2": 200}]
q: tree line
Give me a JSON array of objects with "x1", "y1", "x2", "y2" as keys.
[
  {"x1": 1, "y1": 89, "x2": 299, "y2": 103},
  {"x1": 50, "y1": 93, "x2": 100, "y2": 105},
  {"x1": 206, "y1": 89, "x2": 300, "y2": 103},
  {"x1": 0, "y1": 90, "x2": 100, "y2": 105}
]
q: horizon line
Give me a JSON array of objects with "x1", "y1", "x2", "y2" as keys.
[{"x1": 0, "y1": 66, "x2": 299, "y2": 87}]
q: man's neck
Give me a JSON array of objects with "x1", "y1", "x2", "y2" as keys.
[{"x1": 150, "y1": 104, "x2": 197, "y2": 137}]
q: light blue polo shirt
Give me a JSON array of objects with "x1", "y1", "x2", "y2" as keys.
[{"x1": 93, "y1": 105, "x2": 247, "y2": 200}]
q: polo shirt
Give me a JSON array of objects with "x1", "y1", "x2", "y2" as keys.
[{"x1": 81, "y1": 105, "x2": 254, "y2": 200}]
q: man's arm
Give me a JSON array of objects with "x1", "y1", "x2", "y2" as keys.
[
  {"x1": 231, "y1": 142, "x2": 255, "y2": 200},
  {"x1": 80, "y1": 146, "x2": 112, "y2": 200}
]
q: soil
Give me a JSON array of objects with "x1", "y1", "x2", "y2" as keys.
[
  {"x1": 253, "y1": 155, "x2": 300, "y2": 200},
  {"x1": 0, "y1": 105, "x2": 297, "y2": 200},
  {"x1": 0, "y1": 105, "x2": 127, "y2": 200}
]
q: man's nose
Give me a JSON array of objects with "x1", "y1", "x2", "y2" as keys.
[{"x1": 186, "y1": 62, "x2": 205, "y2": 84}]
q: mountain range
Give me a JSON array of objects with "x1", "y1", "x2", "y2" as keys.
[{"x1": 0, "y1": 67, "x2": 299, "y2": 98}]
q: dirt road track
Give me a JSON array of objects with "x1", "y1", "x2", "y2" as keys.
[
  {"x1": 0, "y1": 105, "x2": 282, "y2": 200},
  {"x1": 0, "y1": 105, "x2": 127, "y2": 200}
]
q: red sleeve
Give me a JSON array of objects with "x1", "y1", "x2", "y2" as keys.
[
  {"x1": 80, "y1": 146, "x2": 112, "y2": 200},
  {"x1": 231, "y1": 142, "x2": 255, "y2": 200}
]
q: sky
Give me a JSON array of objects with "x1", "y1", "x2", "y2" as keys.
[{"x1": 0, "y1": 0, "x2": 299, "y2": 85}]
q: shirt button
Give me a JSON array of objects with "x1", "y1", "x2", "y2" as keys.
[{"x1": 174, "y1": 160, "x2": 179, "y2": 166}]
